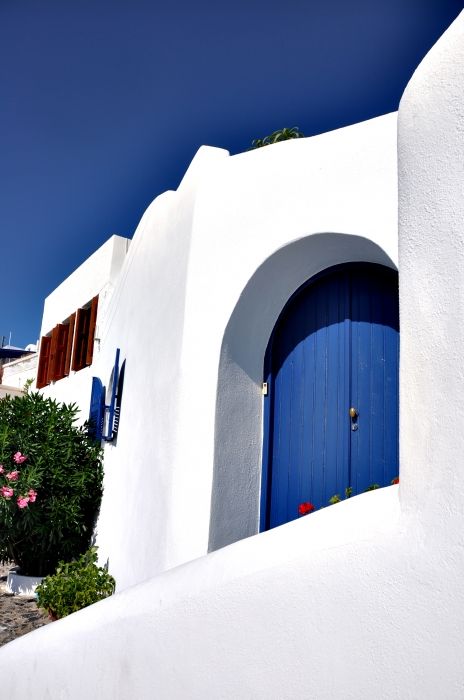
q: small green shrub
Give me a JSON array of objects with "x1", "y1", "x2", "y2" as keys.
[
  {"x1": 328, "y1": 486, "x2": 353, "y2": 505},
  {"x1": 36, "y1": 547, "x2": 115, "y2": 620},
  {"x1": 250, "y1": 126, "x2": 304, "y2": 149}
]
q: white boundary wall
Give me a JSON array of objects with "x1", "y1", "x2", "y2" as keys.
[
  {"x1": 2, "y1": 353, "x2": 37, "y2": 390},
  {"x1": 3, "y1": 14, "x2": 463, "y2": 697}
]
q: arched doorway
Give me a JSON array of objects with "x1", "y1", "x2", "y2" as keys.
[{"x1": 261, "y1": 263, "x2": 399, "y2": 530}]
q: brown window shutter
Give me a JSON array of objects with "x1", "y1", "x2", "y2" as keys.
[
  {"x1": 47, "y1": 325, "x2": 60, "y2": 383},
  {"x1": 36, "y1": 336, "x2": 52, "y2": 389},
  {"x1": 86, "y1": 296, "x2": 99, "y2": 366},
  {"x1": 64, "y1": 313, "x2": 76, "y2": 376},
  {"x1": 51, "y1": 323, "x2": 70, "y2": 381},
  {"x1": 71, "y1": 308, "x2": 90, "y2": 372}
]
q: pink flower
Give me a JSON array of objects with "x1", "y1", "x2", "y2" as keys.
[
  {"x1": 13, "y1": 452, "x2": 27, "y2": 464},
  {"x1": 17, "y1": 496, "x2": 29, "y2": 509},
  {"x1": 5, "y1": 471, "x2": 19, "y2": 482},
  {"x1": 1, "y1": 486, "x2": 14, "y2": 499},
  {"x1": 28, "y1": 489, "x2": 37, "y2": 503},
  {"x1": 0, "y1": 465, "x2": 4, "y2": 474}
]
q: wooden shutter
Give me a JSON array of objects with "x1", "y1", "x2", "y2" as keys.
[
  {"x1": 71, "y1": 307, "x2": 90, "y2": 372},
  {"x1": 64, "y1": 313, "x2": 76, "y2": 376},
  {"x1": 88, "y1": 377, "x2": 105, "y2": 442},
  {"x1": 103, "y1": 348, "x2": 120, "y2": 441},
  {"x1": 86, "y1": 296, "x2": 99, "y2": 366},
  {"x1": 36, "y1": 336, "x2": 52, "y2": 389},
  {"x1": 48, "y1": 323, "x2": 69, "y2": 382},
  {"x1": 71, "y1": 296, "x2": 98, "y2": 372},
  {"x1": 47, "y1": 326, "x2": 59, "y2": 382}
]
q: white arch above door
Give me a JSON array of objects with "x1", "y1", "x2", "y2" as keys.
[{"x1": 209, "y1": 232, "x2": 397, "y2": 552}]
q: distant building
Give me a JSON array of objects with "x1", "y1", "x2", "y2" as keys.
[{"x1": 0, "y1": 343, "x2": 36, "y2": 391}]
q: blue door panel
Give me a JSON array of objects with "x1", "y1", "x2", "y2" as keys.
[
  {"x1": 263, "y1": 263, "x2": 399, "y2": 530},
  {"x1": 350, "y1": 268, "x2": 399, "y2": 493}
]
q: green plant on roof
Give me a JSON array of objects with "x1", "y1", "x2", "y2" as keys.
[{"x1": 250, "y1": 126, "x2": 304, "y2": 150}]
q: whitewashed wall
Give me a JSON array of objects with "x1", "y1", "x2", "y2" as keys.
[
  {"x1": 92, "y1": 112, "x2": 397, "y2": 589},
  {"x1": 93, "y1": 148, "x2": 229, "y2": 586},
  {"x1": 40, "y1": 234, "x2": 130, "y2": 337},
  {"x1": 39, "y1": 235, "x2": 130, "y2": 411},
  {"x1": 1, "y1": 11, "x2": 464, "y2": 699},
  {"x1": 2, "y1": 353, "x2": 37, "y2": 389},
  {"x1": 0, "y1": 384, "x2": 24, "y2": 399},
  {"x1": 398, "y1": 12, "x2": 464, "y2": 520}
]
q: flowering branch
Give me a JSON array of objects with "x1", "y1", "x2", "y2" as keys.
[{"x1": 0, "y1": 452, "x2": 37, "y2": 510}]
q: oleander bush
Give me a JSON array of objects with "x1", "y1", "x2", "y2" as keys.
[
  {"x1": 0, "y1": 392, "x2": 103, "y2": 576},
  {"x1": 36, "y1": 547, "x2": 115, "y2": 619}
]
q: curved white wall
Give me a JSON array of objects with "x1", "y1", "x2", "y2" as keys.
[
  {"x1": 93, "y1": 147, "x2": 230, "y2": 587},
  {"x1": 43, "y1": 113, "x2": 397, "y2": 589},
  {"x1": 398, "y1": 12, "x2": 464, "y2": 521}
]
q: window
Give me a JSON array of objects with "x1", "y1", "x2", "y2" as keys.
[
  {"x1": 71, "y1": 296, "x2": 98, "y2": 372},
  {"x1": 36, "y1": 296, "x2": 98, "y2": 389}
]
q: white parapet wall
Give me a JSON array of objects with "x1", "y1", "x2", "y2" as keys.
[
  {"x1": 0, "y1": 484, "x2": 461, "y2": 699},
  {"x1": 1, "y1": 353, "x2": 37, "y2": 390},
  {"x1": 0, "y1": 384, "x2": 24, "y2": 399}
]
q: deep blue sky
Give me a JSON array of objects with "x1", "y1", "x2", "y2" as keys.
[{"x1": 2, "y1": 1, "x2": 463, "y2": 348}]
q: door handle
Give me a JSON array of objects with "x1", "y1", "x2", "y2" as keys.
[{"x1": 350, "y1": 407, "x2": 358, "y2": 431}]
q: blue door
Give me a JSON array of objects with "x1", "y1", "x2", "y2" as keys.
[{"x1": 261, "y1": 263, "x2": 399, "y2": 530}]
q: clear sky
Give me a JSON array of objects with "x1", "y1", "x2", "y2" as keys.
[{"x1": 1, "y1": 0, "x2": 462, "y2": 348}]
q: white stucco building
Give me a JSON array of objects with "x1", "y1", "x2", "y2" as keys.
[
  {"x1": 34, "y1": 234, "x2": 129, "y2": 402},
  {"x1": 1, "y1": 12, "x2": 464, "y2": 699}
]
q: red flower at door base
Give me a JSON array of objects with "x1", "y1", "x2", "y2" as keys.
[
  {"x1": 391, "y1": 476, "x2": 399, "y2": 485},
  {"x1": 298, "y1": 502, "x2": 315, "y2": 516}
]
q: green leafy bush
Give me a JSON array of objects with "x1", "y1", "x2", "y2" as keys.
[
  {"x1": 0, "y1": 392, "x2": 103, "y2": 576},
  {"x1": 250, "y1": 126, "x2": 304, "y2": 149},
  {"x1": 36, "y1": 547, "x2": 115, "y2": 619}
]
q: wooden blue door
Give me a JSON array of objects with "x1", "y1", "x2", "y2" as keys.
[{"x1": 261, "y1": 263, "x2": 399, "y2": 530}]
